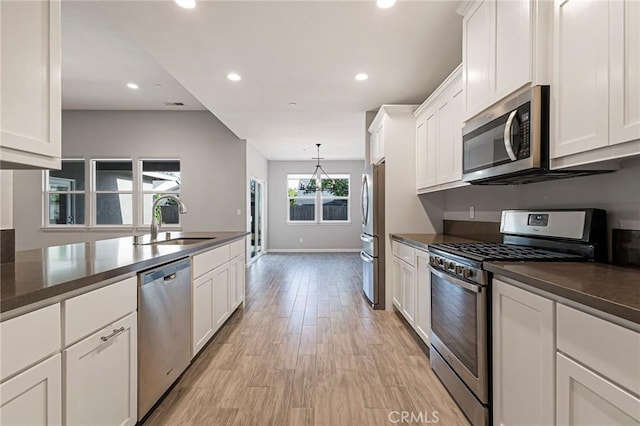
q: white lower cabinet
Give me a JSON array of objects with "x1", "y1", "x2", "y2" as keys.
[
  {"x1": 64, "y1": 312, "x2": 137, "y2": 426},
  {"x1": 557, "y1": 353, "x2": 640, "y2": 425},
  {"x1": 229, "y1": 254, "x2": 245, "y2": 310},
  {"x1": 492, "y1": 278, "x2": 555, "y2": 426},
  {"x1": 212, "y1": 264, "x2": 230, "y2": 331},
  {"x1": 414, "y1": 251, "x2": 431, "y2": 345},
  {"x1": 391, "y1": 240, "x2": 430, "y2": 345},
  {"x1": 193, "y1": 269, "x2": 216, "y2": 356},
  {"x1": 0, "y1": 354, "x2": 62, "y2": 426}
]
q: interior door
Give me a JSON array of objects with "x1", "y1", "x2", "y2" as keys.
[{"x1": 250, "y1": 178, "x2": 265, "y2": 259}]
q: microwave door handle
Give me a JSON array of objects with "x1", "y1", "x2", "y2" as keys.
[{"x1": 503, "y1": 110, "x2": 519, "y2": 161}]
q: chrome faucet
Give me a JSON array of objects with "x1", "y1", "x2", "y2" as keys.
[{"x1": 150, "y1": 195, "x2": 188, "y2": 242}]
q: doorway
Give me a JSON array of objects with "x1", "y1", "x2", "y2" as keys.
[{"x1": 250, "y1": 177, "x2": 265, "y2": 260}]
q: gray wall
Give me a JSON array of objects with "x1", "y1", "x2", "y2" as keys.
[
  {"x1": 13, "y1": 110, "x2": 246, "y2": 250},
  {"x1": 444, "y1": 157, "x2": 640, "y2": 231},
  {"x1": 268, "y1": 160, "x2": 364, "y2": 251}
]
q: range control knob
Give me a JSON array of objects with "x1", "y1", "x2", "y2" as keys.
[
  {"x1": 454, "y1": 265, "x2": 463, "y2": 275},
  {"x1": 437, "y1": 257, "x2": 444, "y2": 266},
  {"x1": 463, "y1": 268, "x2": 476, "y2": 279}
]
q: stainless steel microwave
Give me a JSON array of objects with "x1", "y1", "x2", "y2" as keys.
[{"x1": 462, "y1": 86, "x2": 550, "y2": 184}]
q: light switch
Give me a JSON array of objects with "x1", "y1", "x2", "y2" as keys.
[
  {"x1": 236, "y1": 209, "x2": 241, "y2": 216},
  {"x1": 469, "y1": 206, "x2": 475, "y2": 219}
]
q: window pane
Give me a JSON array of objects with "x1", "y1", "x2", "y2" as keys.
[
  {"x1": 142, "y1": 160, "x2": 181, "y2": 192},
  {"x1": 322, "y1": 198, "x2": 348, "y2": 221},
  {"x1": 321, "y1": 178, "x2": 349, "y2": 197},
  {"x1": 288, "y1": 177, "x2": 316, "y2": 196},
  {"x1": 96, "y1": 193, "x2": 133, "y2": 225},
  {"x1": 289, "y1": 198, "x2": 315, "y2": 221},
  {"x1": 142, "y1": 194, "x2": 180, "y2": 225},
  {"x1": 49, "y1": 161, "x2": 85, "y2": 191},
  {"x1": 48, "y1": 194, "x2": 85, "y2": 225},
  {"x1": 95, "y1": 161, "x2": 133, "y2": 191}
]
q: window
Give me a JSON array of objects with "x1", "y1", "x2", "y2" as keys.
[
  {"x1": 93, "y1": 160, "x2": 134, "y2": 225},
  {"x1": 43, "y1": 158, "x2": 182, "y2": 229},
  {"x1": 45, "y1": 160, "x2": 86, "y2": 225},
  {"x1": 140, "y1": 160, "x2": 182, "y2": 225},
  {"x1": 287, "y1": 174, "x2": 350, "y2": 223}
]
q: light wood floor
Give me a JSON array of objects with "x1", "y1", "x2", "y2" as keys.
[{"x1": 143, "y1": 253, "x2": 469, "y2": 425}]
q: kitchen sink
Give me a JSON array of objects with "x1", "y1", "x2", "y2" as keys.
[{"x1": 144, "y1": 237, "x2": 215, "y2": 246}]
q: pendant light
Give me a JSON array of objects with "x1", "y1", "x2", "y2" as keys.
[{"x1": 298, "y1": 144, "x2": 334, "y2": 192}]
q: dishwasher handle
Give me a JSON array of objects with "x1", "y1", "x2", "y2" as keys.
[{"x1": 141, "y1": 257, "x2": 191, "y2": 285}]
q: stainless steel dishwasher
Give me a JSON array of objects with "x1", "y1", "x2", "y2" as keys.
[{"x1": 138, "y1": 257, "x2": 191, "y2": 420}]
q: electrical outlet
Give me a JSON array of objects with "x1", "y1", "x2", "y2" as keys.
[
  {"x1": 469, "y1": 206, "x2": 475, "y2": 219},
  {"x1": 299, "y1": 238, "x2": 304, "y2": 243},
  {"x1": 236, "y1": 209, "x2": 241, "y2": 216}
]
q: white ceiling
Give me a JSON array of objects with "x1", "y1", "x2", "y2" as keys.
[
  {"x1": 66, "y1": 1, "x2": 463, "y2": 160},
  {"x1": 62, "y1": 2, "x2": 206, "y2": 111}
]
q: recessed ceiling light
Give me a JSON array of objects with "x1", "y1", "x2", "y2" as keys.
[
  {"x1": 227, "y1": 73, "x2": 242, "y2": 81},
  {"x1": 376, "y1": 0, "x2": 396, "y2": 8},
  {"x1": 355, "y1": 73, "x2": 369, "y2": 81},
  {"x1": 127, "y1": 83, "x2": 139, "y2": 90},
  {"x1": 175, "y1": 0, "x2": 196, "y2": 9}
]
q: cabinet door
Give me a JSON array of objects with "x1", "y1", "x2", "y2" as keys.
[
  {"x1": 369, "y1": 131, "x2": 377, "y2": 165},
  {"x1": 235, "y1": 257, "x2": 245, "y2": 307},
  {"x1": 0, "y1": 0, "x2": 61, "y2": 169},
  {"x1": 376, "y1": 124, "x2": 385, "y2": 164},
  {"x1": 610, "y1": 0, "x2": 640, "y2": 146},
  {"x1": 424, "y1": 108, "x2": 438, "y2": 188},
  {"x1": 64, "y1": 313, "x2": 137, "y2": 426},
  {"x1": 451, "y1": 80, "x2": 465, "y2": 182},
  {"x1": 229, "y1": 257, "x2": 238, "y2": 310},
  {"x1": 415, "y1": 118, "x2": 428, "y2": 190},
  {"x1": 463, "y1": 0, "x2": 493, "y2": 119},
  {"x1": 212, "y1": 264, "x2": 230, "y2": 331},
  {"x1": 391, "y1": 257, "x2": 403, "y2": 311},
  {"x1": 492, "y1": 279, "x2": 555, "y2": 426},
  {"x1": 193, "y1": 270, "x2": 215, "y2": 356},
  {"x1": 557, "y1": 353, "x2": 640, "y2": 425},
  {"x1": 0, "y1": 354, "x2": 61, "y2": 425},
  {"x1": 552, "y1": 0, "x2": 610, "y2": 158},
  {"x1": 401, "y1": 262, "x2": 415, "y2": 325},
  {"x1": 493, "y1": 0, "x2": 532, "y2": 101},
  {"x1": 414, "y1": 251, "x2": 431, "y2": 345},
  {"x1": 436, "y1": 96, "x2": 454, "y2": 185}
]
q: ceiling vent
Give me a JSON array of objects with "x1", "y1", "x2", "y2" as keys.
[{"x1": 164, "y1": 102, "x2": 185, "y2": 106}]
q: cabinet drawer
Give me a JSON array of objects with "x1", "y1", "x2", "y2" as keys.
[
  {"x1": 392, "y1": 241, "x2": 415, "y2": 266},
  {"x1": 557, "y1": 304, "x2": 640, "y2": 396},
  {"x1": 0, "y1": 304, "x2": 61, "y2": 381},
  {"x1": 64, "y1": 277, "x2": 137, "y2": 346},
  {"x1": 193, "y1": 244, "x2": 230, "y2": 278},
  {"x1": 229, "y1": 238, "x2": 245, "y2": 259}
]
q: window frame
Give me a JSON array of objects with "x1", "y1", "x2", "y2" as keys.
[
  {"x1": 91, "y1": 158, "x2": 135, "y2": 228},
  {"x1": 138, "y1": 158, "x2": 182, "y2": 229},
  {"x1": 286, "y1": 173, "x2": 351, "y2": 224},
  {"x1": 43, "y1": 158, "x2": 88, "y2": 228}
]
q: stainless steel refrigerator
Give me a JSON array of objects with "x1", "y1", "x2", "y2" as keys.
[{"x1": 360, "y1": 163, "x2": 385, "y2": 309}]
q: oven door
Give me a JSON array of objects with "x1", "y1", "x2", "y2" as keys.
[{"x1": 430, "y1": 266, "x2": 488, "y2": 404}]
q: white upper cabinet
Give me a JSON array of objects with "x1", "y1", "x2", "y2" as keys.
[
  {"x1": 552, "y1": 0, "x2": 610, "y2": 158},
  {"x1": 551, "y1": 0, "x2": 640, "y2": 164},
  {"x1": 369, "y1": 121, "x2": 385, "y2": 165},
  {"x1": 462, "y1": 0, "x2": 550, "y2": 121},
  {"x1": 0, "y1": 0, "x2": 61, "y2": 169},
  {"x1": 415, "y1": 65, "x2": 466, "y2": 193},
  {"x1": 463, "y1": 0, "x2": 494, "y2": 119},
  {"x1": 610, "y1": 0, "x2": 640, "y2": 146}
]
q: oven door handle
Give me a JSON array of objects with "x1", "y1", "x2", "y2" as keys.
[{"x1": 429, "y1": 266, "x2": 481, "y2": 293}]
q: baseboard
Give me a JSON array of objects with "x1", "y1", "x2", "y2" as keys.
[{"x1": 266, "y1": 248, "x2": 361, "y2": 253}]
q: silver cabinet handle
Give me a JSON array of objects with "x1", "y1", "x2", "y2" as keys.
[
  {"x1": 503, "y1": 110, "x2": 519, "y2": 161},
  {"x1": 100, "y1": 327, "x2": 125, "y2": 342}
]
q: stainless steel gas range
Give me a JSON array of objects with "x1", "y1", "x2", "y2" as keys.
[{"x1": 427, "y1": 209, "x2": 607, "y2": 426}]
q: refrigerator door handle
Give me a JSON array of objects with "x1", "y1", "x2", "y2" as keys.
[
  {"x1": 360, "y1": 233, "x2": 374, "y2": 243},
  {"x1": 361, "y1": 175, "x2": 369, "y2": 227},
  {"x1": 360, "y1": 250, "x2": 374, "y2": 263}
]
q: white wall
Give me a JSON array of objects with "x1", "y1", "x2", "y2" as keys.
[
  {"x1": 444, "y1": 157, "x2": 640, "y2": 230},
  {"x1": 13, "y1": 110, "x2": 246, "y2": 250},
  {"x1": 268, "y1": 160, "x2": 364, "y2": 251}
]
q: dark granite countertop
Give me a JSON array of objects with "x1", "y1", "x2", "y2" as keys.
[
  {"x1": 0, "y1": 231, "x2": 248, "y2": 314},
  {"x1": 390, "y1": 233, "x2": 480, "y2": 251},
  {"x1": 486, "y1": 262, "x2": 640, "y2": 325}
]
